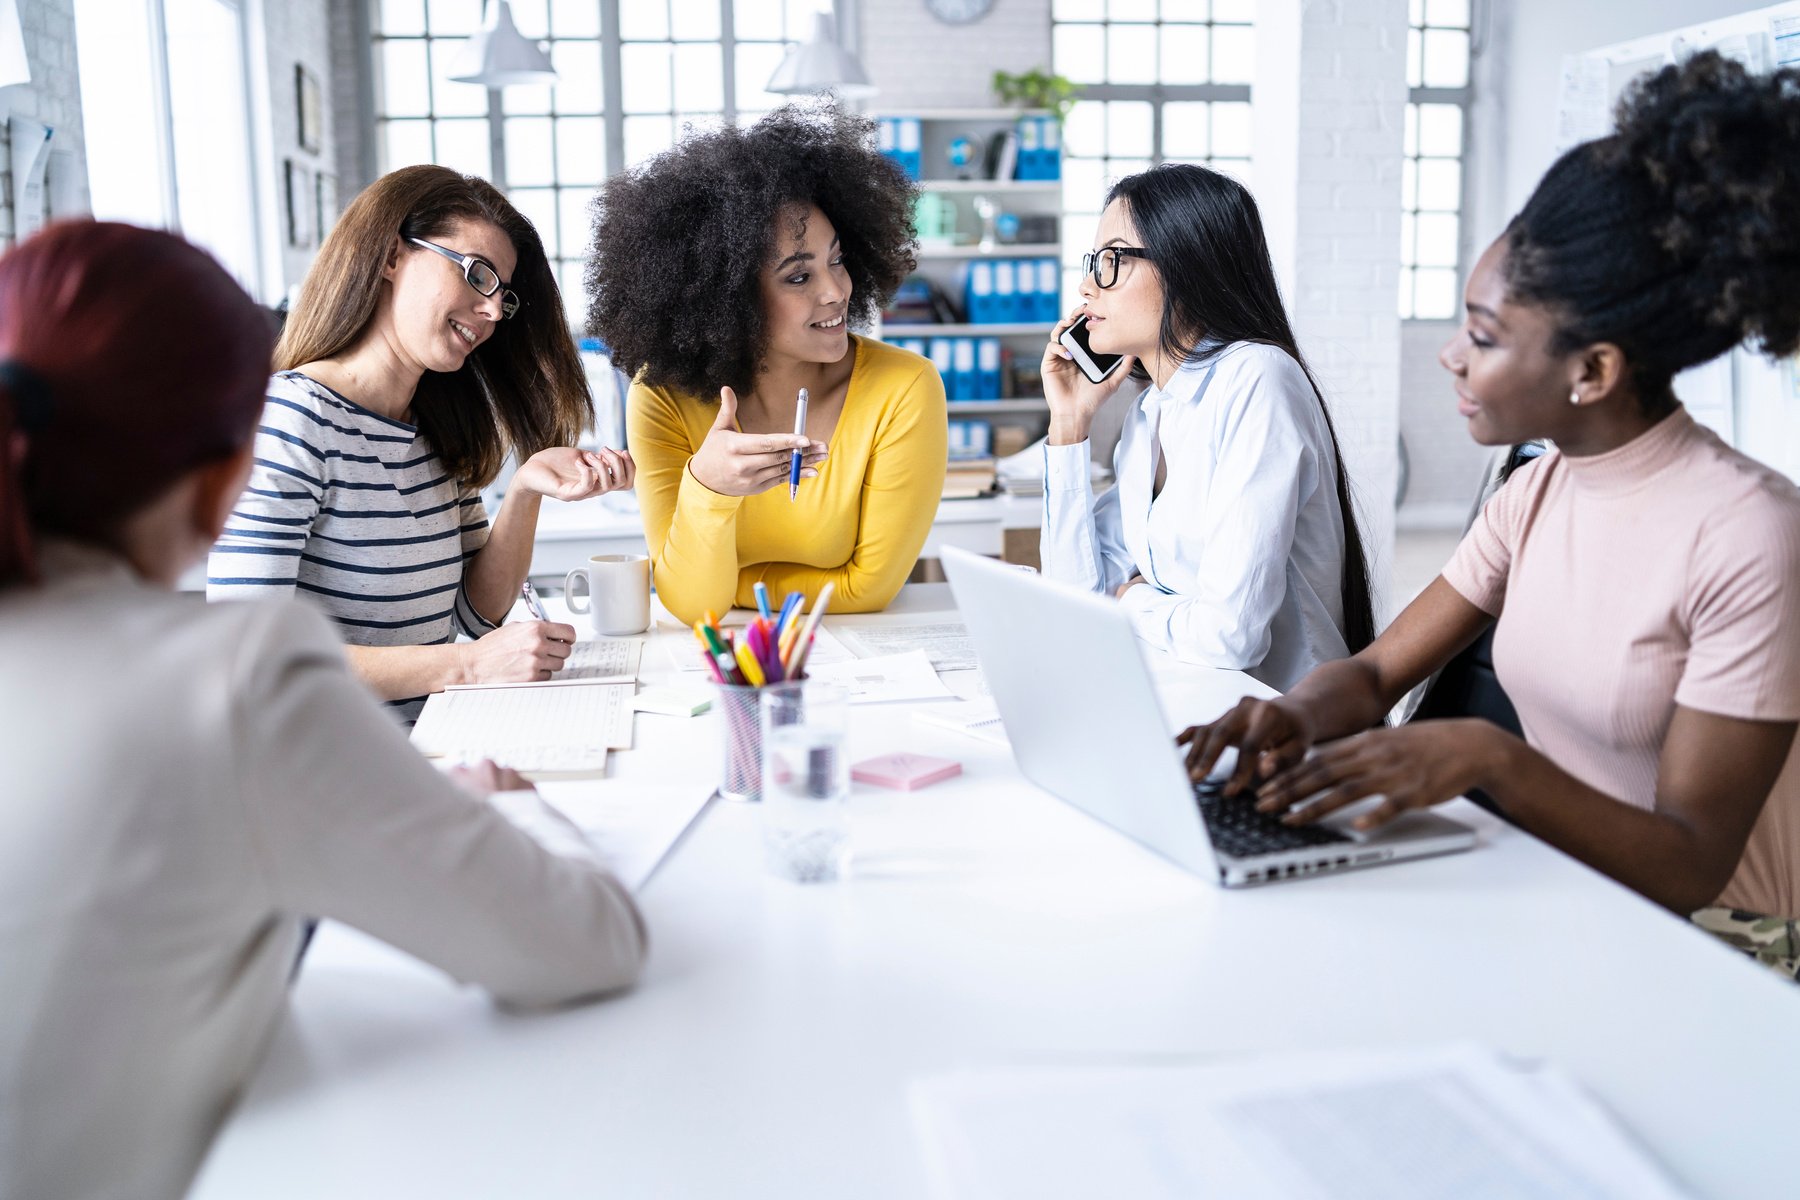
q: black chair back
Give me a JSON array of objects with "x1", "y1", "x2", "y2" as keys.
[{"x1": 1408, "y1": 443, "x2": 1543, "y2": 818}]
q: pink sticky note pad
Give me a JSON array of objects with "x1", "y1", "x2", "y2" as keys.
[{"x1": 851, "y1": 752, "x2": 962, "y2": 792}]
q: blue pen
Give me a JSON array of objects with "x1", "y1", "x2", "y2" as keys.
[
  {"x1": 753, "y1": 580, "x2": 773, "y2": 622},
  {"x1": 788, "y1": 387, "x2": 808, "y2": 502}
]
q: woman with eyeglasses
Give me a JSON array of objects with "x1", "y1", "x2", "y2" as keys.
[
  {"x1": 586, "y1": 103, "x2": 945, "y2": 626},
  {"x1": 1040, "y1": 164, "x2": 1374, "y2": 689},
  {"x1": 209, "y1": 165, "x2": 634, "y2": 720}
]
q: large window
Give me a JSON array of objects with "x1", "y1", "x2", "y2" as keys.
[
  {"x1": 75, "y1": 0, "x2": 264, "y2": 299},
  {"x1": 1050, "y1": 0, "x2": 1255, "y2": 306},
  {"x1": 1400, "y1": 0, "x2": 1473, "y2": 319},
  {"x1": 372, "y1": 0, "x2": 821, "y2": 322}
]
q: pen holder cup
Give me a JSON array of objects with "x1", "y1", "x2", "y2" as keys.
[{"x1": 714, "y1": 681, "x2": 793, "y2": 802}]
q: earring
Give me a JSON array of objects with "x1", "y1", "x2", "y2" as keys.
[{"x1": 1569, "y1": 390, "x2": 1581, "y2": 406}]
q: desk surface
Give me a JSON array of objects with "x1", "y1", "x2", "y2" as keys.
[{"x1": 191, "y1": 584, "x2": 1799, "y2": 1199}]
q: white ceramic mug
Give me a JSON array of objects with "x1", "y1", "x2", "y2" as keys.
[{"x1": 565, "y1": 554, "x2": 652, "y2": 636}]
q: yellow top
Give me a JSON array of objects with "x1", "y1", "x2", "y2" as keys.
[{"x1": 629, "y1": 335, "x2": 948, "y2": 626}]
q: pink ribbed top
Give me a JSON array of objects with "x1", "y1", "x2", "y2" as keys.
[{"x1": 1444, "y1": 407, "x2": 1800, "y2": 918}]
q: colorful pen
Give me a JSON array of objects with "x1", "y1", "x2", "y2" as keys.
[
  {"x1": 786, "y1": 582, "x2": 834, "y2": 677},
  {"x1": 734, "y1": 641, "x2": 766, "y2": 688},
  {"x1": 754, "y1": 581, "x2": 773, "y2": 621},
  {"x1": 788, "y1": 387, "x2": 808, "y2": 502},
  {"x1": 773, "y1": 591, "x2": 802, "y2": 640}
]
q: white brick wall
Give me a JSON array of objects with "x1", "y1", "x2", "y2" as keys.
[
  {"x1": 858, "y1": 0, "x2": 1052, "y2": 110},
  {"x1": 1, "y1": 0, "x2": 89, "y2": 246},
  {"x1": 1257, "y1": 0, "x2": 1409, "y2": 614},
  {"x1": 1397, "y1": 318, "x2": 1491, "y2": 529}
]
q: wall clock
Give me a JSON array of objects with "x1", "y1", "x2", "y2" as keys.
[{"x1": 925, "y1": 0, "x2": 994, "y2": 25}]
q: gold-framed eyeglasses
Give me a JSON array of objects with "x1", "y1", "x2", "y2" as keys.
[
  {"x1": 406, "y1": 237, "x2": 522, "y2": 319},
  {"x1": 1081, "y1": 246, "x2": 1152, "y2": 290}
]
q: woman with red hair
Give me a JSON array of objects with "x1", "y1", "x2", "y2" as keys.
[{"x1": 0, "y1": 223, "x2": 646, "y2": 1200}]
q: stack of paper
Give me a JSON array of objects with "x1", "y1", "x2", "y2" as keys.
[
  {"x1": 412, "y1": 682, "x2": 633, "y2": 778},
  {"x1": 911, "y1": 1044, "x2": 1691, "y2": 1200},
  {"x1": 838, "y1": 619, "x2": 981, "y2": 673}
]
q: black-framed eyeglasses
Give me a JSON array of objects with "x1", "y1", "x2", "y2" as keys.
[
  {"x1": 406, "y1": 237, "x2": 522, "y2": 319},
  {"x1": 1081, "y1": 246, "x2": 1152, "y2": 290}
]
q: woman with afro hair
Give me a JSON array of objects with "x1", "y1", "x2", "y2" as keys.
[
  {"x1": 1182, "y1": 52, "x2": 1800, "y2": 978},
  {"x1": 586, "y1": 103, "x2": 945, "y2": 625}
]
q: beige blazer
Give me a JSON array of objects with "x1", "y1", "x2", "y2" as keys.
[{"x1": 0, "y1": 541, "x2": 646, "y2": 1200}]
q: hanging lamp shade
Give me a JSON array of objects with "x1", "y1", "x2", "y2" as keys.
[
  {"x1": 449, "y1": 0, "x2": 557, "y2": 89},
  {"x1": 765, "y1": 12, "x2": 876, "y2": 99}
]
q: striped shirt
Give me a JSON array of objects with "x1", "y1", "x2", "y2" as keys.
[{"x1": 207, "y1": 371, "x2": 496, "y2": 720}]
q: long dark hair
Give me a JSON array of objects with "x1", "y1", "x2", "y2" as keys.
[
  {"x1": 1106, "y1": 164, "x2": 1375, "y2": 653},
  {"x1": 0, "y1": 221, "x2": 272, "y2": 587},
  {"x1": 277, "y1": 165, "x2": 590, "y2": 488},
  {"x1": 1505, "y1": 51, "x2": 1800, "y2": 412}
]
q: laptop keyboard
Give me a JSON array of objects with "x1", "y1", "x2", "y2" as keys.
[{"x1": 1194, "y1": 779, "x2": 1350, "y2": 859}]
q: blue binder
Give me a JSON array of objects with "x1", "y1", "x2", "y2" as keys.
[
  {"x1": 993, "y1": 260, "x2": 1017, "y2": 325},
  {"x1": 977, "y1": 338, "x2": 1002, "y2": 400},
  {"x1": 951, "y1": 337, "x2": 977, "y2": 401},
  {"x1": 966, "y1": 260, "x2": 995, "y2": 325}
]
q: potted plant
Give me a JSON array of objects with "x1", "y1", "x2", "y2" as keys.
[{"x1": 990, "y1": 68, "x2": 1081, "y2": 124}]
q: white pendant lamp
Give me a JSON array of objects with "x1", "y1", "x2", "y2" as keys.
[
  {"x1": 449, "y1": 0, "x2": 557, "y2": 89},
  {"x1": 765, "y1": 12, "x2": 876, "y2": 99}
]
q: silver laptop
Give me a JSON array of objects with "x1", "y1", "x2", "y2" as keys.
[{"x1": 940, "y1": 547, "x2": 1477, "y2": 887}]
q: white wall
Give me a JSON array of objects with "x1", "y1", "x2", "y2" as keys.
[
  {"x1": 0, "y1": 0, "x2": 89, "y2": 245},
  {"x1": 253, "y1": 0, "x2": 336, "y2": 302},
  {"x1": 1397, "y1": 0, "x2": 1777, "y2": 530},
  {"x1": 1487, "y1": 0, "x2": 1759, "y2": 244},
  {"x1": 857, "y1": 0, "x2": 1052, "y2": 111}
]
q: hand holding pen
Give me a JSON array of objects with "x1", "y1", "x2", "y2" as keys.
[
  {"x1": 788, "y1": 387, "x2": 809, "y2": 502},
  {"x1": 688, "y1": 386, "x2": 827, "y2": 497}
]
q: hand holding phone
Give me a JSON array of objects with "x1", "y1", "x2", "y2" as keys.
[
  {"x1": 1042, "y1": 312, "x2": 1135, "y2": 446},
  {"x1": 1057, "y1": 315, "x2": 1125, "y2": 384}
]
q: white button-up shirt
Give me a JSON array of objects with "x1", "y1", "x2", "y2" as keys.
[{"x1": 1040, "y1": 340, "x2": 1352, "y2": 691}]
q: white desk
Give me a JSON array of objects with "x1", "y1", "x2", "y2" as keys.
[
  {"x1": 526, "y1": 493, "x2": 1043, "y2": 580},
  {"x1": 190, "y1": 584, "x2": 1799, "y2": 1199}
]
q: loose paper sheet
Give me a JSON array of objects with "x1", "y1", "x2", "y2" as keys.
[
  {"x1": 534, "y1": 781, "x2": 711, "y2": 891},
  {"x1": 911, "y1": 1044, "x2": 1690, "y2": 1200},
  {"x1": 804, "y1": 650, "x2": 954, "y2": 704}
]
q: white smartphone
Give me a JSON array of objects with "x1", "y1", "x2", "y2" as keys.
[{"x1": 1057, "y1": 315, "x2": 1125, "y2": 384}]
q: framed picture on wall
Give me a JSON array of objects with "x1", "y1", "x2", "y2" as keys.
[
  {"x1": 285, "y1": 159, "x2": 314, "y2": 248},
  {"x1": 315, "y1": 171, "x2": 338, "y2": 242},
  {"x1": 295, "y1": 65, "x2": 323, "y2": 155}
]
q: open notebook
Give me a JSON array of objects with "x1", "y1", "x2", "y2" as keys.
[{"x1": 412, "y1": 638, "x2": 642, "y2": 778}]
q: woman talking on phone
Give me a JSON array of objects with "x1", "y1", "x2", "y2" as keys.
[{"x1": 1039, "y1": 164, "x2": 1374, "y2": 689}]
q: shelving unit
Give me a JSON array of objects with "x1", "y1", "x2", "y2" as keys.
[
  {"x1": 914, "y1": 243, "x2": 1060, "y2": 260},
  {"x1": 873, "y1": 107, "x2": 1065, "y2": 471}
]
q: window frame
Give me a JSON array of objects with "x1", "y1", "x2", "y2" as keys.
[
  {"x1": 1049, "y1": 6, "x2": 1255, "y2": 308},
  {"x1": 1400, "y1": 2, "x2": 1476, "y2": 322},
  {"x1": 367, "y1": 0, "x2": 835, "y2": 321}
]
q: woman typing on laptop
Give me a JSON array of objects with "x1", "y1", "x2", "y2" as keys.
[
  {"x1": 1038, "y1": 164, "x2": 1375, "y2": 691},
  {"x1": 1181, "y1": 54, "x2": 1800, "y2": 978}
]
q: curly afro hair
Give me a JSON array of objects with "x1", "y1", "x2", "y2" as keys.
[
  {"x1": 584, "y1": 101, "x2": 918, "y2": 400},
  {"x1": 1505, "y1": 50, "x2": 1800, "y2": 411}
]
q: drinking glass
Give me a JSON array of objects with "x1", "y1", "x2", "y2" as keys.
[{"x1": 759, "y1": 681, "x2": 850, "y2": 882}]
